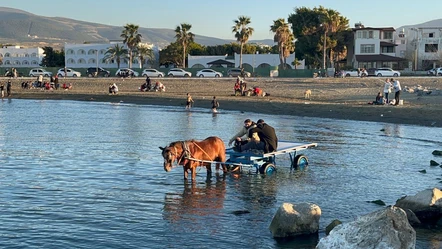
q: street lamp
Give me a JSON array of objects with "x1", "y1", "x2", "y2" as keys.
[
  {"x1": 410, "y1": 28, "x2": 419, "y2": 71},
  {"x1": 95, "y1": 49, "x2": 99, "y2": 77}
]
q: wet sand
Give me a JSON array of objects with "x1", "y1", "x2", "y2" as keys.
[{"x1": 7, "y1": 76, "x2": 442, "y2": 127}]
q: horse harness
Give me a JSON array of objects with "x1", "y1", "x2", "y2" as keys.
[{"x1": 169, "y1": 140, "x2": 214, "y2": 168}]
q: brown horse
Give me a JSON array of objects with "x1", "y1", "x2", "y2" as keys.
[{"x1": 159, "y1": 136, "x2": 227, "y2": 181}]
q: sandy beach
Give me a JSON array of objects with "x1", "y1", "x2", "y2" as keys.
[{"x1": 6, "y1": 76, "x2": 442, "y2": 127}]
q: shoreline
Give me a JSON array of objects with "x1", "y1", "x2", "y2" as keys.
[{"x1": 6, "y1": 77, "x2": 442, "y2": 127}]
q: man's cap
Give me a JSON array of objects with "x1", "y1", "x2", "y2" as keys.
[
  {"x1": 257, "y1": 119, "x2": 264, "y2": 124},
  {"x1": 244, "y1": 119, "x2": 251, "y2": 123}
]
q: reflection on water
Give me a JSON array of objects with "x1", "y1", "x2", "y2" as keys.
[{"x1": 1, "y1": 99, "x2": 442, "y2": 249}]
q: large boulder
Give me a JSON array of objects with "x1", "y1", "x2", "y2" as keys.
[
  {"x1": 316, "y1": 206, "x2": 415, "y2": 249},
  {"x1": 433, "y1": 150, "x2": 442, "y2": 156},
  {"x1": 395, "y1": 188, "x2": 442, "y2": 225},
  {"x1": 269, "y1": 202, "x2": 321, "y2": 238}
]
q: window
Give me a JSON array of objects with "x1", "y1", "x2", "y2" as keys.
[
  {"x1": 383, "y1": 31, "x2": 393, "y2": 39},
  {"x1": 360, "y1": 44, "x2": 375, "y2": 53},
  {"x1": 429, "y1": 33, "x2": 434, "y2": 38},
  {"x1": 368, "y1": 31, "x2": 373, "y2": 38},
  {"x1": 425, "y1": 44, "x2": 438, "y2": 53},
  {"x1": 381, "y1": 46, "x2": 394, "y2": 53}
]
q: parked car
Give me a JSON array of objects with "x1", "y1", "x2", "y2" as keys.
[
  {"x1": 343, "y1": 69, "x2": 368, "y2": 77},
  {"x1": 57, "y1": 68, "x2": 81, "y2": 77},
  {"x1": 116, "y1": 68, "x2": 139, "y2": 77},
  {"x1": 86, "y1": 67, "x2": 110, "y2": 77},
  {"x1": 196, "y1": 69, "x2": 223, "y2": 78},
  {"x1": 227, "y1": 68, "x2": 251, "y2": 77},
  {"x1": 427, "y1": 67, "x2": 442, "y2": 76},
  {"x1": 167, "y1": 68, "x2": 192, "y2": 77},
  {"x1": 29, "y1": 68, "x2": 53, "y2": 77},
  {"x1": 374, "y1": 68, "x2": 400, "y2": 77},
  {"x1": 141, "y1": 68, "x2": 165, "y2": 78}
]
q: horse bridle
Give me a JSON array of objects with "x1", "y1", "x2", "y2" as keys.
[{"x1": 166, "y1": 141, "x2": 191, "y2": 167}]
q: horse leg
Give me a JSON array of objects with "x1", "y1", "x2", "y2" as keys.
[
  {"x1": 191, "y1": 164, "x2": 197, "y2": 181},
  {"x1": 205, "y1": 163, "x2": 212, "y2": 179},
  {"x1": 183, "y1": 165, "x2": 189, "y2": 180}
]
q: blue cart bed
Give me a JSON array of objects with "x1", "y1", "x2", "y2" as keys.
[{"x1": 225, "y1": 141, "x2": 318, "y2": 174}]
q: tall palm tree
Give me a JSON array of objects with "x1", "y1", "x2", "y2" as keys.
[
  {"x1": 174, "y1": 23, "x2": 195, "y2": 68},
  {"x1": 120, "y1": 23, "x2": 142, "y2": 69},
  {"x1": 270, "y1": 18, "x2": 291, "y2": 69},
  {"x1": 232, "y1": 16, "x2": 254, "y2": 69},
  {"x1": 104, "y1": 44, "x2": 128, "y2": 69},
  {"x1": 318, "y1": 6, "x2": 342, "y2": 69},
  {"x1": 136, "y1": 45, "x2": 155, "y2": 68},
  {"x1": 283, "y1": 34, "x2": 295, "y2": 67}
]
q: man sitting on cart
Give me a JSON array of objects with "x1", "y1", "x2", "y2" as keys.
[
  {"x1": 228, "y1": 119, "x2": 257, "y2": 148},
  {"x1": 238, "y1": 119, "x2": 278, "y2": 153}
]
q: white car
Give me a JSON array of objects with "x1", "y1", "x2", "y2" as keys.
[
  {"x1": 29, "y1": 68, "x2": 53, "y2": 77},
  {"x1": 141, "y1": 68, "x2": 164, "y2": 78},
  {"x1": 167, "y1": 68, "x2": 192, "y2": 77},
  {"x1": 374, "y1": 68, "x2": 400, "y2": 77},
  {"x1": 116, "y1": 68, "x2": 139, "y2": 77},
  {"x1": 343, "y1": 69, "x2": 367, "y2": 77},
  {"x1": 427, "y1": 67, "x2": 442, "y2": 76},
  {"x1": 57, "y1": 68, "x2": 81, "y2": 77},
  {"x1": 196, "y1": 69, "x2": 223, "y2": 78}
]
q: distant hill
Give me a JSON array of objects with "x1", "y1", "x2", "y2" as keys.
[
  {"x1": 0, "y1": 7, "x2": 274, "y2": 48},
  {"x1": 397, "y1": 18, "x2": 442, "y2": 33}
]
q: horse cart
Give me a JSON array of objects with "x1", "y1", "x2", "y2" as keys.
[{"x1": 225, "y1": 141, "x2": 318, "y2": 175}]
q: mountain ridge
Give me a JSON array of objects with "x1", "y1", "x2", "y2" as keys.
[{"x1": 0, "y1": 7, "x2": 274, "y2": 48}]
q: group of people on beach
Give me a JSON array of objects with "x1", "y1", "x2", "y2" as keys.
[
  {"x1": 228, "y1": 118, "x2": 278, "y2": 154},
  {"x1": 140, "y1": 75, "x2": 165, "y2": 92},
  {"x1": 0, "y1": 80, "x2": 12, "y2": 98},
  {"x1": 371, "y1": 78, "x2": 402, "y2": 105},
  {"x1": 185, "y1": 93, "x2": 220, "y2": 113}
]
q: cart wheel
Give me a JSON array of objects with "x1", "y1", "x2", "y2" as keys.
[
  {"x1": 294, "y1": 155, "x2": 308, "y2": 170},
  {"x1": 259, "y1": 163, "x2": 276, "y2": 175}
]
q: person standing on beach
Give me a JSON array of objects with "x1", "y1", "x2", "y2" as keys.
[
  {"x1": 186, "y1": 93, "x2": 194, "y2": 109},
  {"x1": 6, "y1": 80, "x2": 12, "y2": 97},
  {"x1": 383, "y1": 78, "x2": 392, "y2": 103},
  {"x1": 0, "y1": 82, "x2": 5, "y2": 98},
  {"x1": 211, "y1": 96, "x2": 219, "y2": 113},
  {"x1": 392, "y1": 78, "x2": 402, "y2": 106}
]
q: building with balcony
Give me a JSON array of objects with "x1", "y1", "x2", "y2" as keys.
[
  {"x1": 347, "y1": 23, "x2": 406, "y2": 70},
  {"x1": 0, "y1": 45, "x2": 45, "y2": 68}
]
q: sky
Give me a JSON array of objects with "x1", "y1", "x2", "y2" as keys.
[{"x1": 1, "y1": 0, "x2": 440, "y2": 40}]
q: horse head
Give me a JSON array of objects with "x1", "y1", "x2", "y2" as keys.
[{"x1": 159, "y1": 141, "x2": 184, "y2": 172}]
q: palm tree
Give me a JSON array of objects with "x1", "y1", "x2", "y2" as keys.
[
  {"x1": 318, "y1": 6, "x2": 342, "y2": 70},
  {"x1": 270, "y1": 18, "x2": 292, "y2": 69},
  {"x1": 283, "y1": 34, "x2": 295, "y2": 67},
  {"x1": 104, "y1": 44, "x2": 128, "y2": 69},
  {"x1": 232, "y1": 16, "x2": 254, "y2": 69},
  {"x1": 136, "y1": 45, "x2": 155, "y2": 68},
  {"x1": 174, "y1": 23, "x2": 195, "y2": 68},
  {"x1": 120, "y1": 23, "x2": 142, "y2": 69}
]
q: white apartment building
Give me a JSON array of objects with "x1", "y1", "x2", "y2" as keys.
[
  {"x1": 406, "y1": 27, "x2": 442, "y2": 70},
  {"x1": 64, "y1": 41, "x2": 159, "y2": 69},
  {"x1": 348, "y1": 23, "x2": 406, "y2": 70},
  {"x1": 0, "y1": 45, "x2": 45, "y2": 68}
]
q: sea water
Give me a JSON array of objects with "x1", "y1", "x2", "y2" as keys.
[{"x1": 0, "y1": 98, "x2": 441, "y2": 249}]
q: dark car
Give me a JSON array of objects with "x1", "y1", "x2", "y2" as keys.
[{"x1": 86, "y1": 67, "x2": 110, "y2": 77}]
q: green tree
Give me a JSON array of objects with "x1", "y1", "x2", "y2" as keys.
[
  {"x1": 232, "y1": 16, "x2": 254, "y2": 68},
  {"x1": 104, "y1": 44, "x2": 128, "y2": 69},
  {"x1": 120, "y1": 23, "x2": 142, "y2": 68},
  {"x1": 174, "y1": 23, "x2": 195, "y2": 68},
  {"x1": 270, "y1": 18, "x2": 292, "y2": 69},
  {"x1": 159, "y1": 42, "x2": 182, "y2": 67},
  {"x1": 136, "y1": 44, "x2": 155, "y2": 68},
  {"x1": 41, "y1": 46, "x2": 65, "y2": 67}
]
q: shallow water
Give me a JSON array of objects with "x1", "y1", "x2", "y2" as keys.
[{"x1": 1, "y1": 98, "x2": 442, "y2": 249}]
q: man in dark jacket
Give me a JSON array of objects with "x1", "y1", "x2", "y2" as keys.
[{"x1": 239, "y1": 119, "x2": 278, "y2": 153}]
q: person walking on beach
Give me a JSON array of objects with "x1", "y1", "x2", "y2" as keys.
[
  {"x1": 0, "y1": 82, "x2": 5, "y2": 98},
  {"x1": 392, "y1": 78, "x2": 402, "y2": 106},
  {"x1": 6, "y1": 80, "x2": 12, "y2": 97},
  {"x1": 186, "y1": 93, "x2": 194, "y2": 109},
  {"x1": 383, "y1": 78, "x2": 392, "y2": 104},
  {"x1": 211, "y1": 96, "x2": 219, "y2": 113}
]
